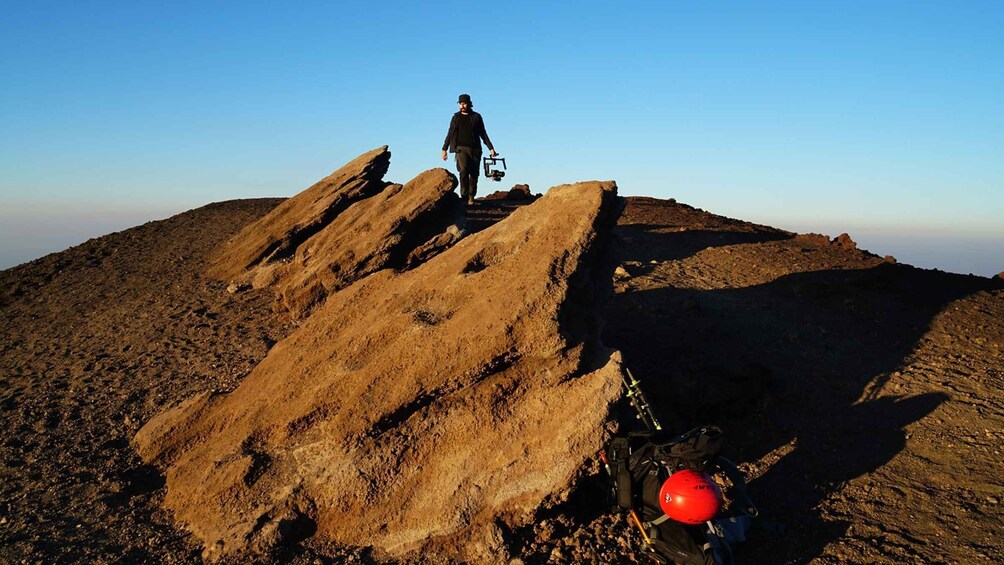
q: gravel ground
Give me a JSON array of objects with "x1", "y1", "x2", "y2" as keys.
[{"x1": 2, "y1": 195, "x2": 1001, "y2": 564}]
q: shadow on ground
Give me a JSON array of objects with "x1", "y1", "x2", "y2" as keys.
[
  {"x1": 464, "y1": 200, "x2": 535, "y2": 234},
  {"x1": 616, "y1": 224, "x2": 792, "y2": 264},
  {"x1": 602, "y1": 223, "x2": 1000, "y2": 563}
]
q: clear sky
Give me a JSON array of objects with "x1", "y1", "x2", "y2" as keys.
[{"x1": 2, "y1": 1, "x2": 1002, "y2": 275}]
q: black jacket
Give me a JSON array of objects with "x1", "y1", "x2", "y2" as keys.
[{"x1": 442, "y1": 111, "x2": 494, "y2": 153}]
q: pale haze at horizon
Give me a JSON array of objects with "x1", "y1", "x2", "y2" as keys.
[{"x1": 1, "y1": 2, "x2": 1001, "y2": 276}]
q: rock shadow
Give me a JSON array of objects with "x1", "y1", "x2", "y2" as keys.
[
  {"x1": 615, "y1": 224, "x2": 793, "y2": 266},
  {"x1": 603, "y1": 239, "x2": 1002, "y2": 562},
  {"x1": 464, "y1": 200, "x2": 535, "y2": 234}
]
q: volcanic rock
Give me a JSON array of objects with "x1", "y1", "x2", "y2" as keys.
[
  {"x1": 207, "y1": 146, "x2": 391, "y2": 281},
  {"x1": 794, "y1": 233, "x2": 831, "y2": 247},
  {"x1": 268, "y1": 168, "x2": 464, "y2": 317},
  {"x1": 405, "y1": 224, "x2": 464, "y2": 269},
  {"x1": 507, "y1": 184, "x2": 535, "y2": 200},
  {"x1": 483, "y1": 184, "x2": 538, "y2": 201},
  {"x1": 134, "y1": 181, "x2": 625, "y2": 562},
  {"x1": 832, "y1": 232, "x2": 857, "y2": 250},
  {"x1": 208, "y1": 147, "x2": 467, "y2": 318}
]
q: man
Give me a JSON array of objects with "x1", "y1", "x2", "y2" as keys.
[{"x1": 442, "y1": 93, "x2": 496, "y2": 205}]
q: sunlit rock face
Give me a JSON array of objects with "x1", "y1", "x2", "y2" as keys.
[
  {"x1": 135, "y1": 180, "x2": 625, "y2": 562},
  {"x1": 207, "y1": 146, "x2": 466, "y2": 318}
]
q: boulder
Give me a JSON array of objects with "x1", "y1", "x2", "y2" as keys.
[
  {"x1": 271, "y1": 168, "x2": 464, "y2": 317},
  {"x1": 507, "y1": 184, "x2": 536, "y2": 200},
  {"x1": 135, "y1": 181, "x2": 625, "y2": 562},
  {"x1": 405, "y1": 224, "x2": 465, "y2": 269},
  {"x1": 207, "y1": 146, "x2": 391, "y2": 281},
  {"x1": 483, "y1": 184, "x2": 538, "y2": 202},
  {"x1": 209, "y1": 147, "x2": 468, "y2": 318},
  {"x1": 832, "y1": 233, "x2": 857, "y2": 250}
]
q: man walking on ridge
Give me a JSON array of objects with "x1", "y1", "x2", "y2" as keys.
[{"x1": 442, "y1": 93, "x2": 496, "y2": 205}]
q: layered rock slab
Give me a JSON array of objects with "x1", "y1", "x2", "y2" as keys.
[
  {"x1": 209, "y1": 146, "x2": 466, "y2": 318},
  {"x1": 258, "y1": 167, "x2": 463, "y2": 317},
  {"x1": 207, "y1": 146, "x2": 392, "y2": 281},
  {"x1": 135, "y1": 180, "x2": 625, "y2": 562}
]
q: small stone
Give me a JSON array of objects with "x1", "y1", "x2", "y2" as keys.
[
  {"x1": 226, "y1": 284, "x2": 240, "y2": 294},
  {"x1": 988, "y1": 496, "x2": 999, "y2": 505},
  {"x1": 613, "y1": 266, "x2": 630, "y2": 280},
  {"x1": 537, "y1": 519, "x2": 555, "y2": 541}
]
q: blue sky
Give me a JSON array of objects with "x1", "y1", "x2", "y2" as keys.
[{"x1": 2, "y1": 1, "x2": 1002, "y2": 275}]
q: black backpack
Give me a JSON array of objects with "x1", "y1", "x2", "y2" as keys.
[{"x1": 604, "y1": 426, "x2": 758, "y2": 565}]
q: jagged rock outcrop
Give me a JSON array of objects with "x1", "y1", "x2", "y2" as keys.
[
  {"x1": 208, "y1": 146, "x2": 392, "y2": 281},
  {"x1": 135, "y1": 181, "x2": 625, "y2": 562},
  {"x1": 267, "y1": 168, "x2": 463, "y2": 317},
  {"x1": 208, "y1": 147, "x2": 466, "y2": 317},
  {"x1": 832, "y1": 232, "x2": 857, "y2": 250},
  {"x1": 484, "y1": 184, "x2": 537, "y2": 201}
]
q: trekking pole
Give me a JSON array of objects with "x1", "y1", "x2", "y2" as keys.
[
  {"x1": 623, "y1": 368, "x2": 662, "y2": 431},
  {"x1": 618, "y1": 368, "x2": 664, "y2": 550},
  {"x1": 603, "y1": 367, "x2": 666, "y2": 550}
]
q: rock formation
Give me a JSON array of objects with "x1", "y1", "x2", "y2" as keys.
[
  {"x1": 267, "y1": 168, "x2": 463, "y2": 317},
  {"x1": 207, "y1": 146, "x2": 392, "y2": 281},
  {"x1": 483, "y1": 184, "x2": 537, "y2": 201},
  {"x1": 208, "y1": 147, "x2": 465, "y2": 317},
  {"x1": 832, "y1": 232, "x2": 857, "y2": 250},
  {"x1": 134, "y1": 180, "x2": 626, "y2": 562}
]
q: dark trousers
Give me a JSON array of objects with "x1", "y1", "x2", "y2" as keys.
[{"x1": 454, "y1": 146, "x2": 480, "y2": 200}]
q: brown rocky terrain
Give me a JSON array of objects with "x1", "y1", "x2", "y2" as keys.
[
  {"x1": 1, "y1": 153, "x2": 1002, "y2": 564},
  {"x1": 206, "y1": 146, "x2": 391, "y2": 283},
  {"x1": 134, "y1": 179, "x2": 624, "y2": 563},
  {"x1": 210, "y1": 147, "x2": 465, "y2": 318}
]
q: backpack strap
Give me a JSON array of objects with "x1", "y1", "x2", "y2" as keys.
[
  {"x1": 716, "y1": 456, "x2": 758, "y2": 518},
  {"x1": 607, "y1": 437, "x2": 633, "y2": 510},
  {"x1": 643, "y1": 513, "x2": 672, "y2": 529}
]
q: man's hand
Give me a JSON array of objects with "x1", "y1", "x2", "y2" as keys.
[
  {"x1": 490, "y1": 149, "x2": 497, "y2": 158},
  {"x1": 441, "y1": 150, "x2": 447, "y2": 161}
]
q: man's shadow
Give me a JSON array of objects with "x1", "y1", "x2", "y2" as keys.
[{"x1": 601, "y1": 223, "x2": 1001, "y2": 563}]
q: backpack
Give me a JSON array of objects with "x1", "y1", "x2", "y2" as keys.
[{"x1": 604, "y1": 426, "x2": 758, "y2": 565}]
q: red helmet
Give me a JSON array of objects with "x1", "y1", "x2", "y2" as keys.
[{"x1": 658, "y1": 469, "x2": 723, "y2": 524}]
